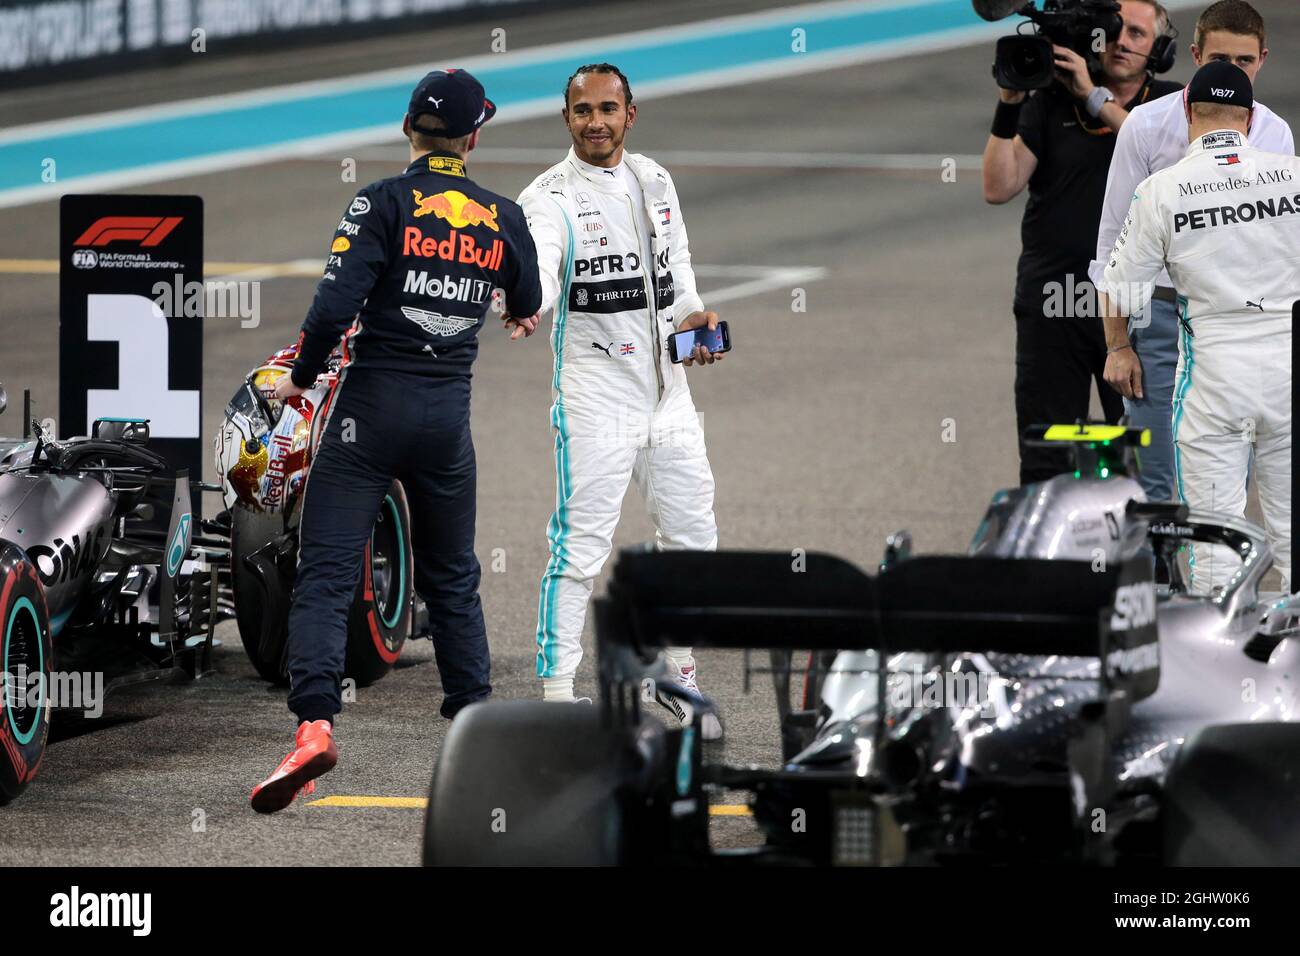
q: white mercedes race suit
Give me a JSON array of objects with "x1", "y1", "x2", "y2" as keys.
[
  {"x1": 519, "y1": 147, "x2": 717, "y2": 679},
  {"x1": 1103, "y1": 130, "x2": 1297, "y2": 593}
]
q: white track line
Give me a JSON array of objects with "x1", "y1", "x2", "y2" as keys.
[
  {"x1": 695, "y1": 265, "x2": 829, "y2": 305},
  {"x1": 6, "y1": 256, "x2": 825, "y2": 305}
]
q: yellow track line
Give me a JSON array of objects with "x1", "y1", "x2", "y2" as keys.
[
  {"x1": 307, "y1": 795, "x2": 753, "y2": 816},
  {"x1": 308, "y1": 795, "x2": 429, "y2": 809},
  {"x1": 0, "y1": 258, "x2": 59, "y2": 274}
]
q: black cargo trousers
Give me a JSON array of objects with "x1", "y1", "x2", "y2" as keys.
[{"x1": 286, "y1": 367, "x2": 487, "y2": 723}]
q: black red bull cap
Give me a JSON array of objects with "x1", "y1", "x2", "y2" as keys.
[
  {"x1": 408, "y1": 69, "x2": 497, "y2": 138},
  {"x1": 1185, "y1": 60, "x2": 1253, "y2": 110}
]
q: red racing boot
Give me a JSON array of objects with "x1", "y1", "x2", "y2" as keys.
[{"x1": 250, "y1": 720, "x2": 338, "y2": 814}]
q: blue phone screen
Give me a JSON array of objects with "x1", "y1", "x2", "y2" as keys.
[{"x1": 671, "y1": 326, "x2": 725, "y2": 359}]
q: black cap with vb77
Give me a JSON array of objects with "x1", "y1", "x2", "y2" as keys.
[
  {"x1": 407, "y1": 69, "x2": 497, "y2": 138},
  {"x1": 1185, "y1": 60, "x2": 1253, "y2": 110}
]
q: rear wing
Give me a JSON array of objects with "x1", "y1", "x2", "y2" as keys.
[
  {"x1": 595, "y1": 548, "x2": 1159, "y2": 698},
  {"x1": 1020, "y1": 422, "x2": 1151, "y2": 480}
]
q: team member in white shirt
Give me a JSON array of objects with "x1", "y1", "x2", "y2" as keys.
[
  {"x1": 1101, "y1": 61, "x2": 1296, "y2": 593},
  {"x1": 1090, "y1": 0, "x2": 1292, "y2": 502}
]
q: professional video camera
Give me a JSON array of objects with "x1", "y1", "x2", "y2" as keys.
[{"x1": 975, "y1": 1, "x2": 1126, "y2": 91}]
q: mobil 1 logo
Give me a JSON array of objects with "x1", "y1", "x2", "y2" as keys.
[{"x1": 403, "y1": 270, "x2": 492, "y2": 305}]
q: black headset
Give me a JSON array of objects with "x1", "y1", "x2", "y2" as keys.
[{"x1": 1147, "y1": 17, "x2": 1178, "y2": 75}]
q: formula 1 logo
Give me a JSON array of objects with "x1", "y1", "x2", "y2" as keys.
[
  {"x1": 411, "y1": 189, "x2": 499, "y2": 231},
  {"x1": 74, "y1": 216, "x2": 183, "y2": 247}
]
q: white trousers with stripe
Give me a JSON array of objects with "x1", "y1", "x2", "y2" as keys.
[
  {"x1": 1173, "y1": 332, "x2": 1291, "y2": 594},
  {"x1": 535, "y1": 409, "x2": 717, "y2": 679}
]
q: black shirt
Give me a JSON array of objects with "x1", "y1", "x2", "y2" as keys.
[
  {"x1": 1013, "y1": 77, "x2": 1182, "y2": 314},
  {"x1": 292, "y1": 151, "x2": 542, "y2": 387}
]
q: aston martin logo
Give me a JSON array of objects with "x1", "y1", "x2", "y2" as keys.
[{"x1": 400, "y1": 307, "x2": 477, "y2": 337}]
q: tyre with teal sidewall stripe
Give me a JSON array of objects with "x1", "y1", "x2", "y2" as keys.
[{"x1": 0, "y1": 543, "x2": 52, "y2": 805}]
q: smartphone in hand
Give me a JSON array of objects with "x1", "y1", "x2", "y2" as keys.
[{"x1": 668, "y1": 321, "x2": 731, "y2": 364}]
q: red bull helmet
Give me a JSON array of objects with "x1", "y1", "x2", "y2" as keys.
[{"x1": 214, "y1": 344, "x2": 342, "y2": 514}]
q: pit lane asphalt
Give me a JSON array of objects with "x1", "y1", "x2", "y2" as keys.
[{"x1": 2, "y1": 0, "x2": 1298, "y2": 865}]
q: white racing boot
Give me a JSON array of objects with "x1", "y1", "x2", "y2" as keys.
[
  {"x1": 644, "y1": 655, "x2": 723, "y2": 741},
  {"x1": 541, "y1": 677, "x2": 591, "y2": 704}
]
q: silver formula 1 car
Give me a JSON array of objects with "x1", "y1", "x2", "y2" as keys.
[
  {"x1": 1, "y1": 346, "x2": 424, "y2": 804},
  {"x1": 421, "y1": 424, "x2": 1300, "y2": 865},
  {"x1": 0, "y1": 384, "x2": 222, "y2": 804}
]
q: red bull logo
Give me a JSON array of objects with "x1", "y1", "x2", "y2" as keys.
[
  {"x1": 412, "y1": 189, "x2": 500, "y2": 232},
  {"x1": 403, "y1": 227, "x2": 504, "y2": 270}
]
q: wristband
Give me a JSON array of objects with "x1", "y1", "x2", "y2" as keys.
[
  {"x1": 1085, "y1": 86, "x2": 1115, "y2": 119},
  {"x1": 991, "y1": 99, "x2": 1023, "y2": 139},
  {"x1": 1107, "y1": 344, "x2": 1134, "y2": 355}
]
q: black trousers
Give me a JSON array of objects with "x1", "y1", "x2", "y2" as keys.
[
  {"x1": 1014, "y1": 307, "x2": 1124, "y2": 486},
  {"x1": 286, "y1": 366, "x2": 489, "y2": 723}
]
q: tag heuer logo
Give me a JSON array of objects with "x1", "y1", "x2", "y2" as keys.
[
  {"x1": 71, "y1": 249, "x2": 98, "y2": 269},
  {"x1": 400, "y1": 306, "x2": 477, "y2": 337}
]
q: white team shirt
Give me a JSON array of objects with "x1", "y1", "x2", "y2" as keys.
[
  {"x1": 1101, "y1": 130, "x2": 1300, "y2": 351},
  {"x1": 1089, "y1": 89, "x2": 1294, "y2": 292}
]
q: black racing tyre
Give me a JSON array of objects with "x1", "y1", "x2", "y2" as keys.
[
  {"x1": 344, "y1": 480, "x2": 413, "y2": 686},
  {"x1": 1163, "y1": 722, "x2": 1300, "y2": 865},
  {"x1": 229, "y1": 503, "x2": 290, "y2": 685},
  {"x1": 424, "y1": 701, "x2": 660, "y2": 866},
  {"x1": 0, "y1": 544, "x2": 52, "y2": 805}
]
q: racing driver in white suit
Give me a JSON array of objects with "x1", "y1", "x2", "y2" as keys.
[
  {"x1": 1101, "y1": 61, "x2": 1296, "y2": 593},
  {"x1": 519, "y1": 63, "x2": 725, "y2": 738}
]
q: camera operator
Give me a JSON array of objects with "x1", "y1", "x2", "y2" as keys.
[{"x1": 983, "y1": 0, "x2": 1181, "y2": 486}]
